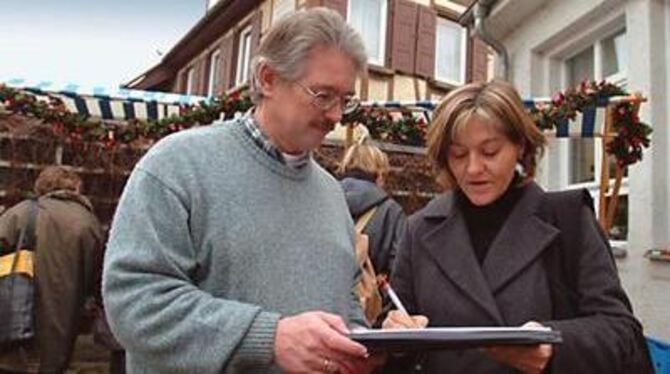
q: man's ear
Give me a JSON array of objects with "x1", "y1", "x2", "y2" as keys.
[{"x1": 257, "y1": 63, "x2": 278, "y2": 99}]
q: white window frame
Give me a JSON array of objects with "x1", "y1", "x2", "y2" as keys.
[
  {"x1": 434, "y1": 17, "x2": 467, "y2": 86},
  {"x1": 564, "y1": 28, "x2": 628, "y2": 190},
  {"x1": 236, "y1": 25, "x2": 253, "y2": 86},
  {"x1": 347, "y1": 0, "x2": 387, "y2": 66},
  {"x1": 185, "y1": 67, "x2": 196, "y2": 95},
  {"x1": 561, "y1": 28, "x2": 629, "y2": 241},
  {"x1": 207, "y1": 50, "x2": 221, "y2": 97}
]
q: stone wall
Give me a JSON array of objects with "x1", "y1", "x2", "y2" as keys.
[{"x1": 1, "y1": 114, "x2": 440, "y2": 227}]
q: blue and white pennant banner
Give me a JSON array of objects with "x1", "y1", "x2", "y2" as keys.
[{"x1": 2, "y1": 78, "x2": 209, "y2": 122}]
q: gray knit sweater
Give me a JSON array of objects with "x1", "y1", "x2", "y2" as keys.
[{"x1": 102, "y1": 119, "x2": 365, "y2": 373}]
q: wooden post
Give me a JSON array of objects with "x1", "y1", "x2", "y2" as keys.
[
  {"x1": 605, "y1": 163, "x2": 625, "y2": 234},
  {"x1": 599, "y1": 92, "x2": 645, "y2": 236},
  {"x1": 598, "y1": 107, "x2": 613, "y2": 234}
]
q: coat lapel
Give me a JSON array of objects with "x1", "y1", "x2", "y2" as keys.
[
  {"x1": 482, "y1": 183, "x2": 560, "y2": 294},
  {"x1": 420, "y1": 195, "x2": 504, "y2": 325}
]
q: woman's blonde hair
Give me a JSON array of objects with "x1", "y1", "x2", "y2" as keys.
[
  {"x1": 426, "y1": 80, "x2": 546, "y2": 189},
  {"x1": 34, "y1": 166, "x2": 82, "y2": 196},
  {"x1": 338, "y1": 142, "x2": 390, "y2": 180}
]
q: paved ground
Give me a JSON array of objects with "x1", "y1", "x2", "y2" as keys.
[
  {"x1": 67, "y1": 334, "x2": 111, "y2": 374},
  {"x1": 616, "y1": 255, "x2": 670, "y2": 341}
]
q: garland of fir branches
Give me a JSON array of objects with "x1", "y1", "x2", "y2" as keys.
[
  {"x1": 528, "y1": 80, "x2": 652, "y2": 167},
  {"x1": 0, "y1": 81, "x2": 652, "y2": 167}
]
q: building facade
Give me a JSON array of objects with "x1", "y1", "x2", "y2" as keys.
[{"x1": 126, "y1": 0, "x2": 488, "y2": 104}]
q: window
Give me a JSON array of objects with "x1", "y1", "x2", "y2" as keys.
[
  {"x1": 185, "y1": 67, "x2": 196, "y2": 95},
  {"x1": 564, "y1": 28, "x2": 629, "y2": 241},
  {"x1": 602, "y1": 30, "x2": 627, "y2": 81},
  {"x1": 566, "y1": 29, "x2": 627, "y2": 185},
  {"x1": 435, "y1": 18, "x2": 467, "y2": 85},
  {"x1": 236, "y1": 26, "x2": 253, "y2": 86},
  {"x1": 272, "y1": 0, "x2": 294, "y2": 22},
  {"x1": 348, "y1": 0, "x2": 387, "y2": 66},
  {"x1": 207, "y1": 50, "x2": 221, "y2": 97}
]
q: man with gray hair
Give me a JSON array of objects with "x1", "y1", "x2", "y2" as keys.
[{"x1": 103, "y1": 7, "x2": 382, "y2": 373}]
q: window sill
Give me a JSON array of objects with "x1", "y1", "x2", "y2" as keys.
[
  {"x1": 367, "y1": 64, "x2": 394, "y2": 77},
  {"x1": 566, "y1": 177, "x2": 630, "y2": 195},
  {"x1": 428, "y1": 78, "x2": 461, "y2": 92}
]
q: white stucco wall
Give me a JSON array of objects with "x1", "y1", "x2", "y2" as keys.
[{"x1": 486, "y1": 0, "x2": 670, "y2": 340}]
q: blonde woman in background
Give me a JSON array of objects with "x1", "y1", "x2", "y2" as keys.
[{"x1": 339, "y1": 141, "x2": 406, "y2": 278}]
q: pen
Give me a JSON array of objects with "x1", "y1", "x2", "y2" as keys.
[{"x1": 378, "y1": 277, "x2": 410, "y2": 317}]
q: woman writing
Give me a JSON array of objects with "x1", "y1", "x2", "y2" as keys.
[{"x1": 384, "y1": 80, "x2": 651, "y2": 373}]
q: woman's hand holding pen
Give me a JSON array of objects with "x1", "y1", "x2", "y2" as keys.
[
  {"x1": 382, "y1": 310, "x2": 429, "y2": 329},
  {"x1": 378, "y1": 277, "x2": 429, "y2": 330}
]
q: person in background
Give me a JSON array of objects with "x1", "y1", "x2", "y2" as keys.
[
  {"x1": 384, "y1": 80, "x2": 652, "y2": 373},
  {"x1": 0, "y1": 166, "x2": 104, "y2": 373},
  {"x1": 339, "y1": 141, "x2": 406, "y2": 277}
]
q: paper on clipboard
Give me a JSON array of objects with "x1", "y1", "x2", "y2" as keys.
[{"x1": 349, "y1": 326, "x2": 563, "y2": 352}]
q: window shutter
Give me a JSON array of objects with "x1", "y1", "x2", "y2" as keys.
[
  {"x1": 188, "y1": 61, "x2": 200, "y2": 95},
  {"x1": 219, "y1": 35, "x2": 235, "y2": 91},
  {"x1": 178, "y1": 70, "x2": 187, "y2": 94},
  {"x1": 323, "y1": 0, "x2": 347, "y2": 17},
  {"x1": 250, "y1": 10, "x2": 263, "y2": 59},
  {"x1": 307, "y1": 0, "x2": 347, "y2": 18},
  {"x1": 414, "y1": 5, "x2": 436, "y2": 78},
  {"x1": 471, "y1": 37, "x2": 489, "y2": 82},
  {"x1": 388, "y1": 0, "x2": 418, "y2": 74},
  {"x1": 199, "y1": 57, "x2": 209, "y2": 95}
]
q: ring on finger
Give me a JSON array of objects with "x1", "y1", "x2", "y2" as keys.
[{"x1": 323, "y1": 358, "x2": 337, "y2": 373}]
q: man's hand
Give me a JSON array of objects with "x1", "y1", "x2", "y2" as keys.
[
  {"x1": 485, "y1": 321, "x2": 554, "y2": 374},
  {"x1": 274, "y1": 311, "x2": 381, "y2": 373},
  {"x1": 382, "y1": 310, "x2": 429, "y2": 330}
]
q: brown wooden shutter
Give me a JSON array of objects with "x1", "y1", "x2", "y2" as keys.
[
  {"x1": 177, "y1": 70, "x2": 187, "y2": 94},
  {"x1": 250, "y1": 10, "x2": 263, "y2": 59},
  {"x1": 307, "y1": 0, "x2": 347, "y2": 18},
  {"x1": 471, "y1": 36, "x2": 489, "y2": 82},
  {"x1": 388, "y1": 0, "x2": 418, "y2": 74},
  {"x1": 219, "y1": 35, "x2": 235, "y2": 91},
  {"x1": 323, "y1": 0, "x2": 347, "y2": 17},
  {"x1": 414, "y1": 5, "x2": 436, "y2": 78},
  {"x1": 188, "y1": 61, "x2": 200, "y2": 95},
  {"x1": 199, "y1": 57, "x2": 209, "y2": 95}
]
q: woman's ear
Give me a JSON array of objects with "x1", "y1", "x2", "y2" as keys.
[{"x1": 517, "y1": 141, "x2": 526, "y2": 162}]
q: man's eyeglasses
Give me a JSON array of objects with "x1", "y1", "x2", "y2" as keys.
[{"x1": 294, "y1": 81, "x2": 360, "y2": 115}]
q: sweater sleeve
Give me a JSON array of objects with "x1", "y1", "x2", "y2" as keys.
[
  {"x1": 102, "y1": 168, "x2": 281, "y2": 373},
  {"x1": 543, "y1": 206, "x2": 651, "y2": 373}
]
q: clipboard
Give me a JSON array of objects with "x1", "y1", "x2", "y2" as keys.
[{"x1": 349, "y1": 327, "x2": 563, "y2": 352}]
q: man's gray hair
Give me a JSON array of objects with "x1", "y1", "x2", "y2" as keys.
[{"x1": 249, "y1": 7, "x2": 367, "y2": 104}]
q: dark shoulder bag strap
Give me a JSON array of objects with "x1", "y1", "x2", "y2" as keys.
[{"x1": 10, "y1": 199, "x2": 39, "y2": 272}]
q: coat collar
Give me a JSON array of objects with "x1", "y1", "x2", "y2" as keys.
[
  {"x1": 419, "y1": 182, "x2": 559, "y2": 324},
  {"x1": 40, "y1": 190, "x2": 94, "y2": 212}
]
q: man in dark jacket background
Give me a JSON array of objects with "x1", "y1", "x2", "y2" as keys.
[
  {"x1": 339, "y1": 142, "x2": 406, "y2": 276},
  {"x1": 0, "y1": 166, "x2": 104, "y2": 373}
]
